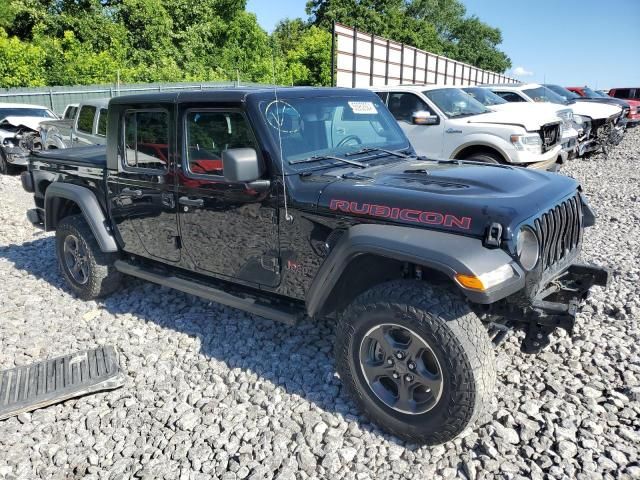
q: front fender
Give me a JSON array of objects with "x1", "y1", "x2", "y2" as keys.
[
  {"x1": 44, "y1": 182, "x2": 118, "y2": 252},
  {"x1": 305, "y1": 224, "x2": 525, "y2": 316}
]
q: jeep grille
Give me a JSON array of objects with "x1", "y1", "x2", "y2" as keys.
[{"x1": 533, "y1": 194, "x2": 583, "y2": 270}]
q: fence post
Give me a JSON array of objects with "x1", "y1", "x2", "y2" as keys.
[
  {"x1": 48, "y1": 89, "x2": 54, "y2": 110},
  {"x1": 352, "y1": 27, "x2": 358, "y2": 88},
  {"x1": 331, "y1": 21, "x2": 336, "y2": 87},
  {"x1": 384, "y1": 39, "x2": 390, "y2": 85},
  {"x1": 399, "y1": 44, "x2": 404, "y2": 84},
  {"x1": 369, "y1": 32, "x2": 375, "y2": 87}
]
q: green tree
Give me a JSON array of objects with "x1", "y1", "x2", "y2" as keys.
[{"x1": 0, "y1": 28, "x2": 47, "y2": 87}]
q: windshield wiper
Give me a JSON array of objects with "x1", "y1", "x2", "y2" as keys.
[
  {"x1": 344, "y1": 147, "x2": 411, "y2": 158},
  {"x1": 289, "y1": 154, "x2": 369, "y2": 168}
]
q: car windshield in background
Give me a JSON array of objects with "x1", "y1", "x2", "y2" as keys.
[
  {"x1": 0, "y1": 108, "x2": 55, "y2": 119},
  {"x1": 584, "y1": 87, "x2": 607, "y2": 98},
  {"x1": 523, "y1": 86, "x2": 569, "y2": 104},
  {"x1": 258, "y1": 96, "x2": 409, "y2": 169},
  {"x1": 462, "y1": 87, "x2": 507, "y2": 106},
  {"x1": 545, "y1": 84, "x2": 580, "y2": 100},
  {"x1": 423, "y1": 88, "x2": 490, "y2": 118}
]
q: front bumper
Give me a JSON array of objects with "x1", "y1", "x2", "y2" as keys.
[
  {"x1": 486, "y1": 263, "x2": 609, "y2": 353},
  {"x1": 3, "y1": 146, "x2": 29, "y2": 166}
]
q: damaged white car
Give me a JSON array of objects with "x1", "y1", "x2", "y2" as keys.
[{"x1": 0, "y1": 103, "x2": 57, "y2": 174}]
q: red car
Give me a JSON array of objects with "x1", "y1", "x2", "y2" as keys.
[{"x1": 567, "y1": 86, "x2": 640, "y2": 125}]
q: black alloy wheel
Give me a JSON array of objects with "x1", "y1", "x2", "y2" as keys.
[{"x1": 359, "y1": 323, "x2": 443, "y2": 415}]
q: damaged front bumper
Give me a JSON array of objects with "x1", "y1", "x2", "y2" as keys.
[
  {"x1": 2, "y1": 146, "x2": 30, "y2": 166},
  {"x1": 485, "y1": 263, "x2": 609, "y2": 354}
]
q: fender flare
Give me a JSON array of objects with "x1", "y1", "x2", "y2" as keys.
[
  {"x1": 44, "y1": 182, "x2": 118, "y2": 252},
  {"x1": 305, "y1": 224, "x2": 524, "y2": 317}
]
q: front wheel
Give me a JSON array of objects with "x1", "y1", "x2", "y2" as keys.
[
  {"x1": 56, "y1": 215, "x2": 122, "y2": 300},
  {"x1": 335, "y1": 280, "x2": 495, "y2": 444},
  {"x1": 462, "y1": 152, "x2": 503, "y2": 164}
]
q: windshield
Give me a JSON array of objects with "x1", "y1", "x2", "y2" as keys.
[
  {"x1": 545, "y1": 84, "x2": 580, "y2": 100},
  {"x1": 258, "y1": 95, "x2": 409, "y2": 170},
  {"x1": 0, "y1": 108, "x2": 56, "y2": 119},
  {"x1": 583, "y1": 87, "x2": 607, "y2": 98},
  {"x1": 523, "y1": 86, "x2": 569, "y2": 104},
  {"x1": 462, "y1": 87, "x2": 507, "y2": 106},
  {"x1": 423, "y1": 88, "x2": 490, "y2": 117}
]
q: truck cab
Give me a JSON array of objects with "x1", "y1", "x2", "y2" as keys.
[
  {"x1": 373, "y1": 85, "x2": 563, "y2": 170},
  {"x1": 39, "y1": 98, "x2": 110, "y2": 150}
]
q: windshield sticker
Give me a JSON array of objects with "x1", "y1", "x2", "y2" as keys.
[{"x1": 348, "y1": 101, "x2": 378, "y2": 115}]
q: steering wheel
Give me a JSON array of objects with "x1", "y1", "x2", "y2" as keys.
[{"x1": 336, "y1": 135, "x2": 363, "y2": 148}]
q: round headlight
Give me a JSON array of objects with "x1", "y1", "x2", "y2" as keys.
[{"x1": 517, "y1": 227, "x2": 539, "y2": 271}]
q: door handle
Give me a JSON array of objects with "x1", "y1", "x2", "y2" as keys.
[
  {"x1": 179, "y1": 196, "x2": 204, "y2": 207},
  {"x1": 122, "y1": 188, "x2": 143, "y2": 198}
]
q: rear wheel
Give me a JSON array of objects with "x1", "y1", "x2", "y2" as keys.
[
  {"x1": 462, "y1": 152, "x2": 503, "y2": 164},
  {"x1": 56, "y1": 215, "x2": 122, "y2": 299},
  {"x1": 335, "y1": 280, "x2": 495, "y2": 444}
]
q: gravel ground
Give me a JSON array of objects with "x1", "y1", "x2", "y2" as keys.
[{"x1": 1, "y1": 129, "x2": 639, "y2": 480}]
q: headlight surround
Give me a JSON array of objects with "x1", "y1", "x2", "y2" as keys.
[
  {"x1": 510, "y1": 133, "x2": 542, "y2": 154},
  {"x1": 516, "y1": 227, "x2": 539, "y2": 271}
]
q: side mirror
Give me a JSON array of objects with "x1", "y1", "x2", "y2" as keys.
[
  {"x1": 222, "y1": 148, "x2": 264, "y2": 183},
  {"x1": 412, "y1": 111, "x2": 439, "y2": 126}
]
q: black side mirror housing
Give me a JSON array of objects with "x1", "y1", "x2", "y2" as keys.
[
  {"x1": 222, "y1": 148, "x2": 264, "y2": 183},
  {"x1": 412, "y1": 111, "x2": 439, "y2": 125}
]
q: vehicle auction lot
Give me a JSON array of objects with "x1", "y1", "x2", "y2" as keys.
[{"x1": 1, "y1": 131, "x2": 639, "y2": 479}]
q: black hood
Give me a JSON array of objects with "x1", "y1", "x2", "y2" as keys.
[{"x1": 309, "y1": 159, "x2": 579, "y2": 240}]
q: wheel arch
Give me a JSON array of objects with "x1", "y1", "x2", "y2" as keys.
[
  {"x1": 305, "y1": 224, "x2": 524, "y2": 317},
  {"x1": 452, "y1": 142, "x2": 509, "y2": 163},
  {"x1": 44, "y1": 182, "x2": 118, "y2": 252}
]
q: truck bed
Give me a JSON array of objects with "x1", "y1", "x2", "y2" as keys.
[{"x1": 31, "y1": 145, "x2": 107, "y2": 168}]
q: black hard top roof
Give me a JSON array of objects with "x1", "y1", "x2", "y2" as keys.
[{"x1": 108, "y1": 86, "x2": 375, "y2": 105}]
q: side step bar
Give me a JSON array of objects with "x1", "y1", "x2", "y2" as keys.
[{"x1": 114, "y1": 260, "x2": 299, "y2": 325}]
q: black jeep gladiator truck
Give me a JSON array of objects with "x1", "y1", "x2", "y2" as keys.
[{"x1": 21, "y1": 87, "x2": 608, "y2": 444}]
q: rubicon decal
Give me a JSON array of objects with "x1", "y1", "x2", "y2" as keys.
[{"x1": 329, "y1": 199, "x2": 472, "y2": 230}]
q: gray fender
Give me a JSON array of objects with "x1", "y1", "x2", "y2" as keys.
[
  {"x1": 305, "y1": 224, "x2": 525, "y2": 316},
  {"x1": 44, "y1": 182, "x2": 118, "y2": 252}
]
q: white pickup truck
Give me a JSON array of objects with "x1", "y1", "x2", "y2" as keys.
[
  {"x1": 39, "y1": 99, "x2": 109, "y2": 150},
  {"x1": 462, "y1": 86, "x2": 580, "y2": 160},
  {"x1": 487, "y1": 83, "x2": 624, "y2": 156},
  {"x1": 373, "y1": 85, "x2": 564, "y2": 170}
]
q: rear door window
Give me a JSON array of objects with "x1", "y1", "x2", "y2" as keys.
[
  {"x1": 123, "y1": 110, "x2": 169, "y2": 171},
  {"x1": 77, "y1": 106, "x2": 96, "y2": 133}
]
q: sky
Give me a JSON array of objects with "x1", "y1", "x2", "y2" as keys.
[{"x1": 245, "y1": 0, "x2": 640, "y2": 88}]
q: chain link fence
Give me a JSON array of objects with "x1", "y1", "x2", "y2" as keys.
[{"x1": 0, "y1": 81, "x2": 266, "y2": 114}]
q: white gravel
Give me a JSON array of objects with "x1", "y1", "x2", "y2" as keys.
[{"x1": 1, "y1": 129, "x2": 639, "y2": 479}]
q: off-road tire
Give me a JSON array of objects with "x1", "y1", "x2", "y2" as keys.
[
  {"x1": 56, "y1": 214, "x2": 122, "y2": 300},
  {"x1": 335, "y1": 280, "x2": 495, "y2": 444},
  {"x1": 463, "y1": 152, "x2": 503, "y2": 164}
]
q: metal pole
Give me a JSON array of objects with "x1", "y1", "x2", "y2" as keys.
[
  {"x1": 424, "y1": 54, "x2": 428, "y2": 84},
  {"x1": 369, "y1": 32, "x2": 375, "y2": 87},
  {"x1": 399, "y1": 44, "x2": 404, "y2": 84},
  {"x1": 330, "y1": 21, "x2": 336, "y2": 87},
  {"x1": 384, "y1": 40, "x2": 390, "y2": 85},
  {"x1": 352, "y1": 26, "x2": 358, "y2": 88},
  {"x1": 444, "y1": 59, "x2": 448, "y2": 85},
  {"x1": 412, "y1": 48, "x2": 417, "y2": 84},
  {"x1": 453, "y1": 63, "x2": 457, "y2": 86}
]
